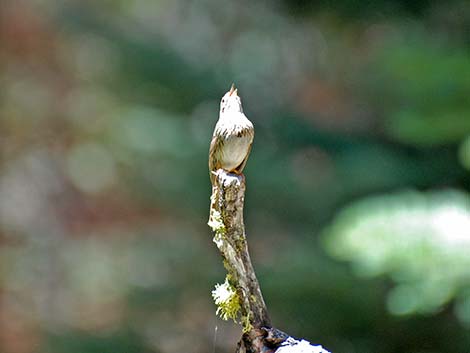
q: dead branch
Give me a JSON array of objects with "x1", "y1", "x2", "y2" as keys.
[{"x1": 208, "y1": 169, "x2": 331, "y2": 353}]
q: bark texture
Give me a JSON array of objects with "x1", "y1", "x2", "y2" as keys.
[
  {"x1": 208, "y1": 169, "x2": 331, "y2": 353},
  {"x1": 208, "y1": 170, "x2": 270, "y2": 328}
]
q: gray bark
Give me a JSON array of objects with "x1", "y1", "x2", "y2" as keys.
[
  {"x1": 208, "y1": 169, "x2": 331, "y2": 353},
  {"x1": 208, "y1": 170, "x2": 270, "y2": 328}
]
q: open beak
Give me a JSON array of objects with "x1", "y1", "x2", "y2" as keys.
[{"x1": 229, "y1": 83, "x2": 237, "y2": 96}]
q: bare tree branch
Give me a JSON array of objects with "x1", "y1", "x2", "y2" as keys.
[
  {"x1": 208, "y1": 170, "x2": 270, "y2": 329},
  {"x1": 208, "y1": 169, "x2": 331, "y2": 353}
]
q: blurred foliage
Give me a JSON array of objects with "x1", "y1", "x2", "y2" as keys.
[
  {"x1": 372, "y1": 36, "x2": 470, "y2": 146},
  {"x1": 323, "y1": 190, "x2": 470, "y2": 318},
  {"x1": 283, "y1": 0, "x2": 460, "y2": 18},
  {"x1": 1, "y1": 0, "x2": 470, "y2": 353}
]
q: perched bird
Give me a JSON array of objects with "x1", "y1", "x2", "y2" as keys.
[{"x1": 209, "y1": 84, "x2": 254, "y2": 184}]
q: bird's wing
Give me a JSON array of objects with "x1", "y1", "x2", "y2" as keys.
[
  {"x1": 209, "y1": 132, "x2": 222, "y2": 173},
  {"x1": 209, "y1": 130, "x2": 224, "y2": 184}
]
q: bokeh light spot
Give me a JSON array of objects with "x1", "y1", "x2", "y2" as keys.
[
  {"x1": 66, "y1": 142, "x2": 117, "y2": 194},
  {"x1": 387, "y1": 285, "x2": 419, "y2": 315}
]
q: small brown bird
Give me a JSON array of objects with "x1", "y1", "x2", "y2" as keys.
[{"x1": 209, "y1": 84, "x2": 254, "y2": 183}]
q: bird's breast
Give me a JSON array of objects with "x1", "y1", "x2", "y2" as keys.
[
  {"x1": 220, "y1": 132, "x2": 252, "y2": 171},
  {"x1": 212, "y1": 111, "x2": 254, "y2": 172}
]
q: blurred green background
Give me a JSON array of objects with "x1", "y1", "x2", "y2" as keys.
[{"x1": 1, "y1": 1, "x2": 470, "y2": 352}]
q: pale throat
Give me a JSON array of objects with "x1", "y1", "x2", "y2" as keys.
[{"x1": 218, "y1": 111, "x2": 250, "y2": 134}]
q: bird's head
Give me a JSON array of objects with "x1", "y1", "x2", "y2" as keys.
[{"x1": 220, "y1": 83, "x2": 243, "y2": 114}]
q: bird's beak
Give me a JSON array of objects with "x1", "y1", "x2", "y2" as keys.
[{"x1": 229, "y1": 83, "x2": 236, "y2": 96}]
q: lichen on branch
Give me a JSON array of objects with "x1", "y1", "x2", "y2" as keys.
[
  {"x1": 208, "y1": 169, "x2": 332, "y2": 353},
  {"x1": 208, "y1": 169, "x2": 270, "y2": 331},
  {"x1": 212, "y1": 277, "x2": 241, "y2": 322}
]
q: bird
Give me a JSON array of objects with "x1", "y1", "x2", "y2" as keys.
[{"x1": 209, "y1": 84, "x2": 254, "y2": 184}]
